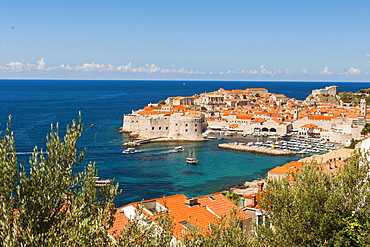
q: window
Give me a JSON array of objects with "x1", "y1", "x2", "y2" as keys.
[
  {"x1": 166, "y1": 127, "x2": 168, "y2": 130},
  {"x1": 180, "y1": 221, "x2": 197, "y2": 232},
  {"x1": 141, "y1": 201, "x2": 167, "y2": 216},
  {"x1": 152, "y1": 127, "x2": 154, "y2": 130},
  {"x1": 208, "y1": 196, "x2": 216, "y2": 201},
  {"x1": 159, "y1": 127, "x2": 161, "y2": 130},
  {"x1": 195, "y1": 129, "x2": 197, "y2": 132}
]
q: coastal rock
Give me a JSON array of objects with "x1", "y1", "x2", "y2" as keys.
[{"x1": 229, "y1": 180, "x2": 263, "y2": 196}]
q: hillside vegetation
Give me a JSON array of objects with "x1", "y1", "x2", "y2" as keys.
[{"x1": 339, "y1": 88, "x2": 370, "y2": 106}]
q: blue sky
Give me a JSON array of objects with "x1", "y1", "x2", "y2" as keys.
[{"x1": 1, "y1": 0, "x2": 370, "y2": 81}]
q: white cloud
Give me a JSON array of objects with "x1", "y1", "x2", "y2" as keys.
[
  {"x1": 345, "y1": 67, "x2": 361, "y2": 75},
  {"x1": 0, "y1": 59, "x2": 369, "y2": 79},
  {"x1": 320, "y1": 66, "x2": 332, "y2": 75},
  {"x1": 37, "y1": 58, "x2": 46, "y2": 70}
]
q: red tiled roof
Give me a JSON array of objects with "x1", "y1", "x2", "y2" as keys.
[
  {"x1": 237, "y1": 113, "x2": 253, "y2": 119},
  {"x1": 268, "y1": 161, "x2": 304, "y2": 175},
  {"x1": 251, "y1": 118, "x2": 266, "y2": 123},
  {"x1": 109, "y1": 193, "x2": 251, "y2": 241},
  {"x1": 108, "y1": 211, "x2": 129, "y2": 239}
]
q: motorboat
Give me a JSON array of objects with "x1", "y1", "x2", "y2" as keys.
[
  {"x1": 123, "y1": 147, "x2": 135, "y2": 154},
  {"x1": 174, "y1": 146, "x2": 185, "y2": 152},
  {"x1": 94, "y1": 177, "x2": 111, "y2": 187},
  {"x1": 186, "y1": 157, "x2": 198, "y2": 164}
]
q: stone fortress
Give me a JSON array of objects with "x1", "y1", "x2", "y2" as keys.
[
  {"x1": 122, "y1": 86, "x2": 369, "y2": 145},
  {"x1": 311, "y1": 85, "x2": 338, "y2": 96}
]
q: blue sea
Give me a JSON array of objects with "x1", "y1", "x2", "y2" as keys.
[{"x1": 0, "y1": 80, "x2": 369, "y2": 206}]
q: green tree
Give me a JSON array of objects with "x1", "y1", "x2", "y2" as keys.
[
  {"x1": 347, "y1": 138, "x2": 361, "y2": 149},
  {"x1": 0, "y1": 115, "x2": 119, "y2": 246},
  {"x1": 361, "y1": 123, "x2": 370, "y2": 136},
  {"x1": 250, "y1": 151, "x2": 370, "y2": 247},
  {"x1": 358, "y1": 88, "x2": 370, "y2": 94},
  {"x1": 158, "y1": 100, "x2": 166, "y2": 105}
]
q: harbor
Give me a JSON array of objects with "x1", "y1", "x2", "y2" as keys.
[{"x1": 218, "y1": 135, "x2": 341, "y2": 156}]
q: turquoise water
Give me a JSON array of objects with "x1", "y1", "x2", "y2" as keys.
[{"x1": 0, "y1": 79, "x2": 368, "y2": 206}]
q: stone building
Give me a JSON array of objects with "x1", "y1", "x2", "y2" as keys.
[
  {"x1": 312, "y1": 86, "x2": 338, "y2": 96},
  {"x1": 122, "y1": 112, "x2": 206, "y2": 141}
]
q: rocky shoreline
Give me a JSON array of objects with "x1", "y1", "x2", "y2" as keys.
[
  {"x1": 218, "y1": 143, "x2": 296, "y2": 155},
  {"x1": 222, "y1": 179, "x2": 265, "y2": 196}
]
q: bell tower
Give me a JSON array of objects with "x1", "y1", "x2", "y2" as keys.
[
  {"x1": 360, "y1": 98, "x2": 367, "y2": 116},
  {"x1": 294, "y1": 108, "x2": 299, "y2": 120}
]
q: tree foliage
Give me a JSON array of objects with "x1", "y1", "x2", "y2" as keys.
[
  {"x1": 361, "y1": 123, "x2": 370, "y2": 136},
  {"x1": 0, "y1": 116, "x2": 119, "y2": 246},
  {"x1": 339, "y1": 91, "x2": 370, "y2": 105},
  {"x1": 250, "y1": 151, "x2": 370, "y2": 247}
]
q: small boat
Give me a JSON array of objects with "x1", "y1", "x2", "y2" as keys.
[
  {"x1": 123, "y1": 147, "x2": 135, "y2": 154},
  {"x1": 174, "y1": 146, "x2": 185, "y2": 152},
  {"x1": 94, "y1": 177, "x2": 111, "y2": 187},
  {"x1": 186, "y1": 148, "x2": 198, "y2": 164},
  {"x1": 186, "y1": 157, "x2": 198, "y2": 164}
]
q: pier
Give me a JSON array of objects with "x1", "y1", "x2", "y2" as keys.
[
  {"x1": 122, "y1": 136, "x2": 166, "y2": 146},
  {"x1": 218, "y1": 143, "x2": 296, "y2": 156}
]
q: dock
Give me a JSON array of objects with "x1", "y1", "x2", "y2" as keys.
[
  {"x1": 122, "y1": 136, "x2": 166, "y2": 146},
  {"x1": 218, "y1": 143, "x2": 296, "y2": 156}
]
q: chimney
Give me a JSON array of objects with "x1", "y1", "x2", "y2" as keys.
[
  {"x1": 252, "y1": 195, "x2": 257, "y2": 208},
  {"x1": 185, "y1": 198, "x2": 198, "y2": 207},
  {"x1": 257, "y1": 182, "x2": 264, "y2": 193}
]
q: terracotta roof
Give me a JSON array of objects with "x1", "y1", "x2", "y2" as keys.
[
  {"x1": 206, "y1": 117, "x2": 227, "y2": 121},
  {"x1": 108, "y1": 211, "x2": 129, "y2": 239},
  {"x1": 308, "y1": 115, "x2": 335, "y2": 120},
  {"x1": 268, "y1": 161, "x2": 304, "y2": 175},
  {"x1": 197, "y1": 192, "x2": 249, "y2": 220},
  {"x1": 110, "y1": 193, "x2": 251, "y2": 240},
  {"x1": 272, "y1": 118, "x2": 283, "y2": 124},
  {"x1": 251, "y1": 118, "x2": 266, "y2": 123},
  {"x1": 237, "y1": 113, "x2": 253, "y2": 119},
  {"x1": 300, "y1": 123, "x2": 318, "y2": 128}
]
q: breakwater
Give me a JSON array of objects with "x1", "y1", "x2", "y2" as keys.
[{"x1": 218, "y1": 143, "x2": 296, "y2": 156}]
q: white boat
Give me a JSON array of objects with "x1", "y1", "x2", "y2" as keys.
[
  {"x1": 186, "y1": 157, "x2": 198, "y2": 164},
  {"x1": 174, "y1": 146, "x2": 185, "y2": 152},
  {"x1": 94, "y1": 177, "x2": 111, "y2": 187},
  {"x1": 123, "y1": 147, "x2": 135, "y2": 154},
  {"x1": 186, "y1": 149, "x2": 198, "y2": 164}
]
